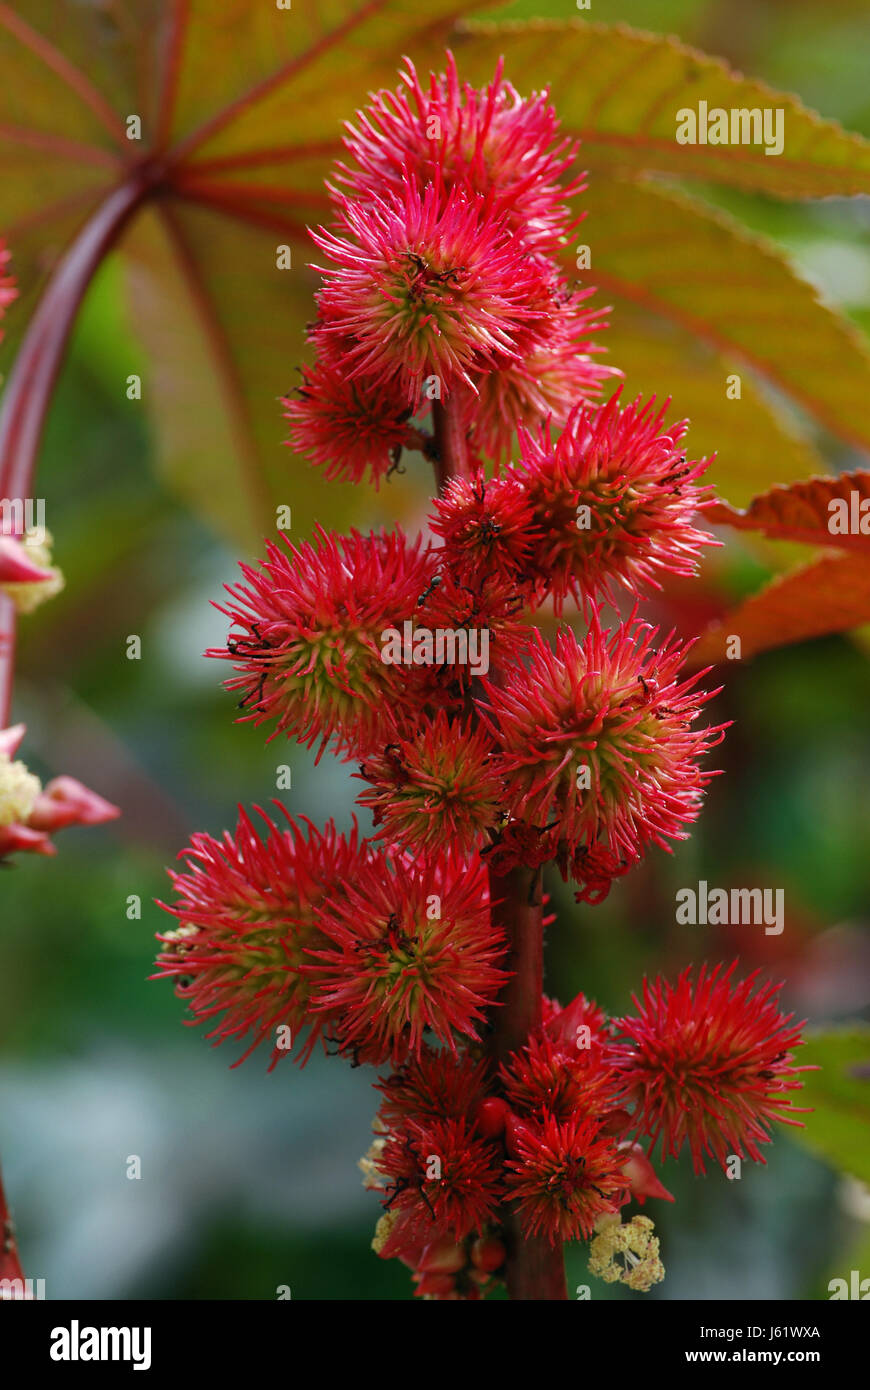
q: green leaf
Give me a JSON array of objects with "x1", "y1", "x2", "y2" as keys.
[
  {"x1": 575, "y1": 181, "x2": 859, "y2": 501},
  {"x1": 789, "y1": 1026, "x2": 870, "y2": 1185},
  {"x1": 455, "y1": 18, "x2": 870, "y2": 196},
  {"x1": 600, "y1": 301, "x2": 819, "y2": 507}
]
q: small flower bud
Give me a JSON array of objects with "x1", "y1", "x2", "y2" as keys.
[
  {"x1": 618, "y1": 1142, "x2": 675, "y2": 1205},
  {"x1": 28, "y1": 776, "x2": 120, "y2": 831},
  {"x1": 416, "y1": 1238, "x2": 467, "y2": 1274},
  {"x1": 0, "y1": 536, "x2": 54, "y2": 585},
  {"x1": 0, "y1": 531, "x2": 64, "y2": 614},
  {"x1": 470, "y1": 1235, "x2": 506, "y2": 1273},
  {"x1": 474, "y1": 1097, "x2": 511, "y2": 1139}
]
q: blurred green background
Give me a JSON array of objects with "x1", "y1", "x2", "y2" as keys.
[{"x1": 1, "y1": 0, "x2": 869, "y2": 1300}]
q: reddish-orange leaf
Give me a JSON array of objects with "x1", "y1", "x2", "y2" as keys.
[
  {"x1": 690, "y1": 551, "x2": 870, "y2": 665},
  {"x1": 708, "y1": 472, "x2": 870, "y2": 554}
]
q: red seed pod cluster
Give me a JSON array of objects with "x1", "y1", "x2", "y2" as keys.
[
  {"x1": 362, "y1": 993, "x2": 674, "y2": 1298},
  {"x1": 154, "y1": 53, "x2": 811, "y2": 1299}
]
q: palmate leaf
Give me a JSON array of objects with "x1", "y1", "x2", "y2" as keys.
[
  {"x1": 0, "y1": 0, "x2": 498, "y2": 545},
  {"x1": 571, "y1": 180, "x2": 870, "y2": 504},
  {"x1": 595, "y1": 300, "x2": 819, "y2": 510},
  {"x1": 456, "y1": 18, "x2": 870, "y2": 196},
  {"x1": 458, "y1": 22, "x2": 870, "y2": 506}
]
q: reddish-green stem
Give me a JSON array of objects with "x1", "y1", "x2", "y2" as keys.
[
  {"x1": 487, "y1": 864, "x2": 569, "y2": 1300},
  {"x1": 431, "y1": 393, "x2": 471, "y2": 492},
  {"x1": 0, "y1": 172, "x2": 155, "y2": 724},
  {"x1": 429, "y1": 394, "x2": 567, "y2": 1300},
  {"x1": 499, "y1": 1214, "x2": 570, "y2": 1300},
  {"x1": 0, "y1": 1161, "x2": 25, "y2": 1285},
  {"x1": 486, "y1": 864, "x2": 545, "y2": 1064}
]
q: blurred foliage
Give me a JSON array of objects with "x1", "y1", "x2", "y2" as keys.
[
  {"x1": 0, "y1": 0, "x2": 868, "y2": 1300},
  {"x1": 793, "y1": 1029, "x2": 870, "y2": 1184}
]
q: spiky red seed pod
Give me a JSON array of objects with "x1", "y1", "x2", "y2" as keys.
[
  {"x1": 465, "y1": 294, "x2": 616, "y2": 463},
  {"x1": 500, "y1": 1031, "x2": 616, "y2": 1123},
  {"x1": 335, "y1": 53, "x2": 585, "y2": 254},
  {"x1": 306, "y1": 851, "x2": 509, "y2": 1065},
  {"x1": 283, "y1": 360, "x2": 415, "y2": 488},
  {"x1": 480, "y1": 817, "x2": 558, "y2": 875},
  {"x1": 481, "y1": 616, "x2": 725, "y2": 866},
  {"x1": 376, "y1": 1049, "x2": 491, "y2": 1127},
  {"x1": 505, "y1": 1113, "x2": 629, "y2": 1245},
  {"x1": 376, "y1": 1116, "x2": 504, "y2": 1241},
  {"x1": 418, "y1": 569, "x2": 531, "y2": 678},
  {"x1": 610, "y1": 962, "x2": 812, "y2": 1174},
  {"x1": 211, "y1": 527, "x2": 436, "y2": 761},
  {"x1": 556, "y1": 840, "x2": 636, "y2": 904},
  {"x1": 154, "y1": 807, "x2": 366, "y2": 1066},
  {"x1": 355, "y1": 712, "x2": 504, "y2": 855},
  {"x1": 311, "y1": 178, "x2": 551, "y2": 400},
  {"x1": 516, "y1": 393, "x2": 716, "y2": 612},
  {"x1": 430, "y1": 471, "x2": 540, "y2": 589}
]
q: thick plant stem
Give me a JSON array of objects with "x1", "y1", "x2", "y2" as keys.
[
  {"x1": 427, "y1": 392, "x2": 565, "y2": 1299},
  {"x1": 0, "y1": 174, "x2": 154, "y2": 724},
  {"x1": 500, "y1": 1215, "x2": 569, "y2": 1300},
  {"x1": 431, "y1": 393, "x2": 471, "y2": 491},
  {"x1": 487, "y1": 864, "x2": 569, "y2": 1301},
  {"x1": 487, "y1": 864, "x2": 545, "y2": 1063}
]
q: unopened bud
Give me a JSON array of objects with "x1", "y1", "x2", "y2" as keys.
[
  {"x1": 28, "y1": 776, "x2": 120, "y2": 831},
  {"x1": 618, "y1": 1141, "x2": 675, "y2": 1204}
]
